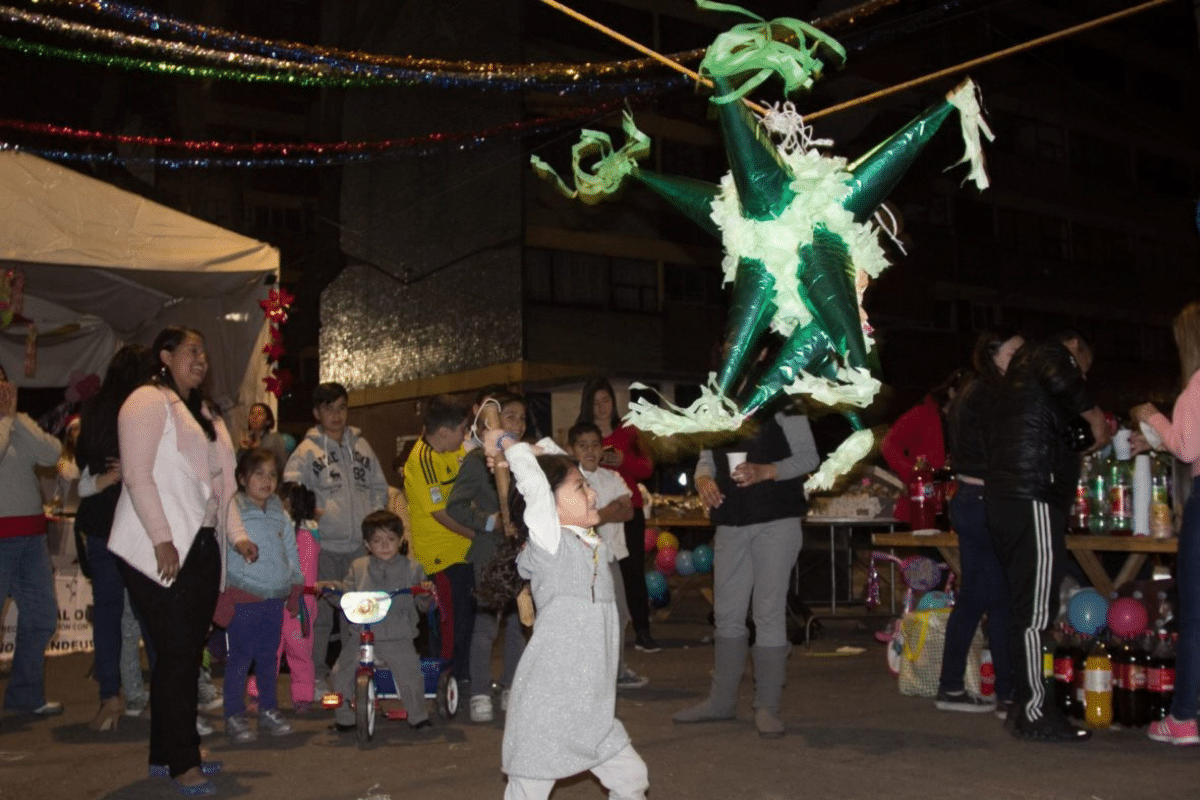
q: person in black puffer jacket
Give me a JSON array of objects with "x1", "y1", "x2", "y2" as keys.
[{"x1": 985, "y1": 331, "x2": 1110, "y2": 742}]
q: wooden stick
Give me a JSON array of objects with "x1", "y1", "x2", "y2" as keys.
[
  {"x1": 480, "y1": 403, "x2": 535, "y2": 625},
  {"x1": 804, "y1": 0, "x2": 1173, "y2": 121},
  {"x1": 479, "y1": 404, "x2": 515, "y2": 536},
  {"x1": 538, "y1": 0, "x2": 770, "y2": 116}
]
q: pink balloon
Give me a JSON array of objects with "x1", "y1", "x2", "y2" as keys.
[
  {"x1": 1107, "y1": 596, "x2": 1149, "y2": 638},
  {"x1": 644, "y1": 527, "x2": 658, "y2": 552},
  {"x1": 655, "y1": 547, "x2": 678, "y2": 576}
]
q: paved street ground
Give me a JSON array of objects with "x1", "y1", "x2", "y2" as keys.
[{"x1": 1, "y1": 590, "x2": 1195, "y2": 800}]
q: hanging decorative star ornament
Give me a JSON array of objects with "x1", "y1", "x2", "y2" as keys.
[{"x1": 532, "y1": 1, "x2": 993, "y2": 491}]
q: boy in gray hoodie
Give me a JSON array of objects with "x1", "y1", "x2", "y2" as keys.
[{"x1": 283, "y1": 382, "x2": 388, "y2": 695}]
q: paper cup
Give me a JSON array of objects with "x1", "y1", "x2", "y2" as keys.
[
  {"x1": 1140, "y1": 421, "x2": 1163, "y2": 450},
  {"x1": 1113, "y1": 428, "x2": 1132, "y2": 460},
  {"x1": 726, "y1": 452, "x2": 748, "y2": 472}
]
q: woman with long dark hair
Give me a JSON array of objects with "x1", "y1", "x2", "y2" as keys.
[
  {"x1": 935, "y1": 327, "x2": 1023, "y2": 716},
  {"x1": 237, "y1": 401, "x2": 287, "y2": 476},
  {"x1": 108, "y1": 327, "x2": 256, "y2": 795},
  {"x1": 75, "y1": 344, "x2": 150, "y2": 731},
  {"x1": 576, "y1": 378, "x2": 658, "y2": 652}
]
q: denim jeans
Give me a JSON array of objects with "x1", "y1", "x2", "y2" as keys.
[
  {"x1": 939, "y1": 485, "x2": 1014, "y2": 699},
  {"x1": 86, "y1": 535, "x2": 127, "y2": 700},
  {"x1": 1170, "y1": 477, "x2": 1200, "y2": 721},
  {"x1": 0, "y1": 533, "x2": 59, "y2": 711},
  {"x1": 224, "y1": 598, "x2": 285, "y2": 717}
]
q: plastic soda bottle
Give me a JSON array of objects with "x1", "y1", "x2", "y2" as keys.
[
  {"x1": 1053, "y1": 628, "x2": 1078, "y2": 717},
  {"x1": 1083, "y1": 638, "x2": 1113, "y2": 730},
  {"x1": 979, "y1": 649, "x2": 995, "y2": 698},
  {"x1": 908, "y1": 456, "x2": 937, "y2": 530}
]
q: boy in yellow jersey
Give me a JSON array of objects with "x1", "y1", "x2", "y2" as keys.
[{"x1": 403, "y1": 394, "x2": 473, "y2": 688}]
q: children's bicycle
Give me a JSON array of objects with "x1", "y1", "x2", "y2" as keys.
[
  {"x1": 316, "y1": 586, "x2": 459, "y2": 743},
  {"x1": 865, "y1": 552, "x2": 955, "y2": 675}
]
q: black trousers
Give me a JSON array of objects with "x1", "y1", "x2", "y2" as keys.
[
  {"x1": 619, "y1": 507, "x2": 652, "y2": 639},
  {"x1": 986, "y1": 497, "x2": 1066, "y2": 724},
  {"x1": 119, "y1": 529, "x2": 220, "y2": 778},
  {"x1": 431, "y1": 561, "x2": 476, "y2": 684}
]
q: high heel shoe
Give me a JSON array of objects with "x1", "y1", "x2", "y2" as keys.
[{"x1": 88, "y1": 695, "x2": 125, "y2": 732}]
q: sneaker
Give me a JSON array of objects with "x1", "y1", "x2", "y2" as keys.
[
  {"x1": 634, "y1": 635, "x2": 662, "y2": 653},
  {"x1": 225, "y1": 712, "x2": 256, "y2": 744},
  {"x1": 197, "y1": 671, "x2": 223, "y2": 712},
  {"x1": 125, "y1": 698, "x2": 149, "y2": 717},
  {"x1": 500, "y1": 689, "x2": 510, "y2": 712},
  {"x1": 934, "y1": 690, "x2": 995, "y2": 713},
  {"x1": 994, "y1": 699, "x2": 1012, "y2": 721},
  {"x1": 617, "y1": 669, "x2": 650, "y2": 689},
  {"x1": 470, "y1": 694, "x2": 494, "y2": 723},
  {"x1": 258, "y1": 708, "x2": 294, "y2": 737},
  {"x1": 31, "y1": 701, "x2": 64, "y2": 717},
  {"x1": 313, "y1": 679, "x2": 332, "y2": 704},
  {"x1": 195, "y1": 716, "x2": 215, "y2": 736},
  {"x1": 1009, "y1": 710, "x2": 1091, "y2": 743},
  {"x1": 1148, "y1": 715, "x2": 1200, "y2": 746}
]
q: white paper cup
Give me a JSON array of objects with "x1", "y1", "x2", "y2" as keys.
[
  {"x1": 1113, "y1": 428, "x2": 1132, "y2": 460},
  {"x1": 726, "y1": 452, "x2": 748, "y2": 473},
  {"x1": 1140, "y1": 421, "x2": 1163, "y2": 450}
]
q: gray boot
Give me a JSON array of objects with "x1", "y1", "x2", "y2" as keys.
[
  {"x1": 673, "y1": 635, "x2": 749, "y2": 723},
  {"x1": 752, "y1": 645, "x2": 789, "y2": 737}
]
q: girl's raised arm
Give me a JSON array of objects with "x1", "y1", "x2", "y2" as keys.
[{"x1": 506, "y1": 438, "x2": 566, "y2": 555}]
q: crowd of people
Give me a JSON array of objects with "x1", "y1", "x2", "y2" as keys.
[{"x1": 5, "y1": 311, "x2": 1200, "y2": 797}]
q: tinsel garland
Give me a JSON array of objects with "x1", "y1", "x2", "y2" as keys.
[
  {"x1": 0, "y1": 32, "x2": 688, "y2": 94},
  {"x1": 0, "y1": 6, "x2": 686, "y2": 93},
  {"x1": 0, "y1": 98, "x2": 629, "y2": 154},
  {"x1": 33, "y1": 0, "x2": 903, "y2": 76},
  {"x1": 0, "y1": 98, "x2": 632, "y2": 167}
]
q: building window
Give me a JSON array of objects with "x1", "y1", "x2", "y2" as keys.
[{"x1": 523, "y1": 248, "x2": 659, "y2": 312}]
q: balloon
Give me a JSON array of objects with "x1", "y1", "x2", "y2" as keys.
[
  {"x1": 644, "y1": 527, "x2": 658, "y2": 552},
  {"x1": 645, "y1": 570, "x2": 668, "y2": 598},
  {"x1": 650, "y1": 588, "x2": 672, "y2": 609},
  {"x1": 655, "y1": 531, "x2": 679, "y2": 552},
  {"x1": 675, "y1": 550, "x2": 695, "y2": 577},
  {"x1": 692, "y1": 543, "x2": 714, "y2": 574},
  {"x1": 1107, "y1": 596, "x2": 1149, "y2": 639},
  {"x1": 655, "y1": 547, "x2": 678, "y2": 576},
  {"x1": 280, "y1": 432, "x2": 297, "y2": 454},
  {"x1": 1068, "y1": 588, "x2": 1109, "y2": 636},
  {"x1": 915, "y1": 590, "x2": 951, "y2": 611}
]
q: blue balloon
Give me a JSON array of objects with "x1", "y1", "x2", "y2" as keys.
[
  {"x1": 649, "y1": 588, "x2": 672, "y2": 609},
  {"x1": 645, "y1": 569, "x2": 668, "y2": 598},
  {"x1": 1068, "y1": 588, "x2": 1109, "y2": 636},
  {"x1": 280, "y1": 432, "x2": 297, "y2": 454},
  {"x1": 915, "y1": 590, "x2": 951, "y2": 611},
  {"x1": 675, "y1": 550, "x2": 695, "y2": 576},
  {"x1": 692, "y1": 543, "x2": 714, "y2": 574}
]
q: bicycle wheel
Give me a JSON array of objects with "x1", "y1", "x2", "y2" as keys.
[
  {"x1": 437, "y1": 671, "x2": 458, "y2": 719},
  {"x1": 355, "y1": 672, "x2": 376, "y2": 743}
]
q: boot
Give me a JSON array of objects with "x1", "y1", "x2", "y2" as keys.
[
  {"x1": 88, "y1": 694, "x2": 125, "y2": 732},
  {"x1": 673, "y1": 635, "x2": 749, "y2": 723},
  {"x1": 752, "y1": 645, "x2": 789, "y2": 737}
]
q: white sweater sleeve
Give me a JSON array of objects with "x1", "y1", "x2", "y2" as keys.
[{"x1": 506, "y1": 438, "x2": 564, "y2": 555}]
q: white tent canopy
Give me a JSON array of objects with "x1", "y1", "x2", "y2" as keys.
[{"x1": 0, "y1": 151, "x2": 278, "y2": 419}]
